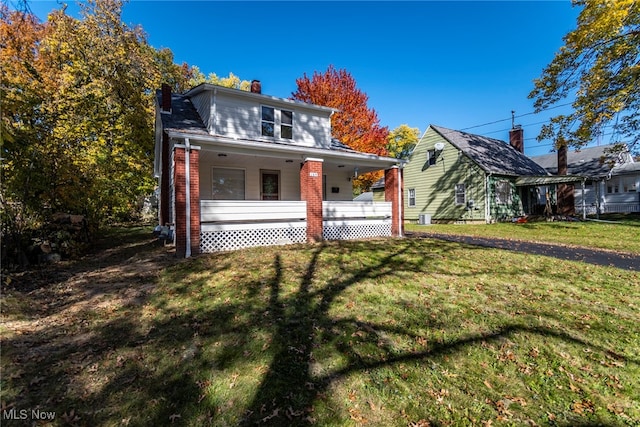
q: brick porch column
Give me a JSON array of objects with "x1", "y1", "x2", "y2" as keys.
[
  {"x1": 300, "y1": 158, "x2": 324, "y2": 243},
  {"x1": 174, "y1": 142, "x2": 201, "y2": 258},
  {"x1": 159, "y1": 132, "x2": 170, "y2": 225},
  {"x1": 385, "y1": 166, "x2": 404, "y2": 237}
]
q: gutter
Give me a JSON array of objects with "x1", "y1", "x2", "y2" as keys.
[{"x1": 165, "y1": 130, "x2": 399, "y2": 168}]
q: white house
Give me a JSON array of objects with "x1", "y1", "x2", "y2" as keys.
[
  {"x1": 531, "y1": 144, "x2": 640, "y2": 215},
  {"x1": 154, "y1": 81, "x2": 403, "y2": 257}
]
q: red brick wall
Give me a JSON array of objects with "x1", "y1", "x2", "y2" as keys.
[
  {"x1": 300, "y1": 159, "x2": 324, "y2": 242},
  {"x1": 189, "y1": 149, "x2": 200, "y2": 255},
  {"x1": 385, "y1": 167, "x2": 404, "y2": 236},
  {"x1": 174, "y1": 146, "x2": 201, "y2": 257},
  {"x1": 160, "y1": 132, "x2": 170, "y2": 225},
  {"x1": 174, "y1": 147, "x2": 186, "y2": 257}
]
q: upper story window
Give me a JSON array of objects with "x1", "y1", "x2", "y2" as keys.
[
  {"x1": 261, "y1": 106, "x2": 293, "y2": 139},
  {"x1": 261, "y1": 106, "x2": 275, "y2": 137},
  {"x1": 428, "y1": 149, "x2": 437, "y2": 166},
  {"x1": 281, "y1": 110, "x2": 293, "y2": 139}
]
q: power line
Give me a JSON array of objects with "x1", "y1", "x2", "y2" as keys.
[{"x1": 458, "y1": 102, "x2": 574, "y2": 132}]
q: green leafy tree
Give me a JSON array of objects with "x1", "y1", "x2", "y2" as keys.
[
  {"x1": 1, "y1": 0, "x2": 190, "y2": 227},
  {"x1": 386, "y1": 124, "x2": 420, "y2": 160},
  {"x1": 529, "y1": 0, "x2": 640, "y2": 151}
]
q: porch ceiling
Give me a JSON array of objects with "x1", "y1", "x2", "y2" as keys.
[{"x1": 170, "y1": 131, "x2": 400, "y2": 173}]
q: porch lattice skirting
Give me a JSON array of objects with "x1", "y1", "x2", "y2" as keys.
[
  {"x1": 323, "y1": 219, "x2": 392, "y2": 240},
  {"x1": 198, "y1": 200, "x2": 394, "y2": 253},
  {"x1": 200, "y1": 224, "x2": 307, "y2": 252}
]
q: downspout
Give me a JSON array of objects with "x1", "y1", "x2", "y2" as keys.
[
  {"x1": 485, "y1": 172, "x2": 493, "y2": 223},
  {"x1": 582, "y1": 178, "x2": 586, "y2": 220},
  {"x1": 397, "y1": 164, "x2": 403, "y2": 237},
  {"x1": 185, "y1": 138, "x2": 191, "y2": 258}
]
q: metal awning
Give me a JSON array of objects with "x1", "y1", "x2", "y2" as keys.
[{"x1": 515, "y1": 175, "x2": 586, "y2": 186}]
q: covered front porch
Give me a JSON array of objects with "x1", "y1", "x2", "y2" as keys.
[{"x1": 165, "y1": 132, "x2": 403, "y2": 256}]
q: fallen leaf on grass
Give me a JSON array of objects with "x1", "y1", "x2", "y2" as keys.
[
  {"x1": 571, "y1": 399, "x2": 594, "y2": 414},
  {"x1": 169, "y1": 413, "x2": 181, "y2": 422},
  {"x1": 484, "y1": 380, "x2": 493, "y2": 389}
]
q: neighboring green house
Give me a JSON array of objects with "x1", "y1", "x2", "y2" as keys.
[{"x1": 398, "y1": 125, "x2": 552, "y2": 223}]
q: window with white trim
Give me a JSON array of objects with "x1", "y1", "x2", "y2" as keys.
[
  {"x1": 261, "y1": 106, "x2": 275, "y2": 137},
  {"x1": 212, "y1": 167, "x2": 245, "y2": 200},
  {"x1": 455, "y1": 184, "x2": 466, "y2": 205},
  {"x1": 281, "y1": 110, "x2": 293, "y2": 139},
  {"x1": 261, "y1": 106, "x2": 293, "y2": 139},
  {"x1": 408, "y1": 188, "x2": 416, "y2": 207},
  {"x1": 495, "y1": 180, "x2": 512, "y2": 204}
]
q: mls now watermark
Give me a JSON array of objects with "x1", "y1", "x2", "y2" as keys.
[{"x1": 2, "y1": 408, "x2": 56, "y2": 421}]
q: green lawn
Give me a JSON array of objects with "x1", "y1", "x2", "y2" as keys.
[
  {"x1": 2, "y1": 229, "x2": 638, "y2": 426},
  {"x1": 406, "y1": 214, "x2": 640, "y2": 255}
]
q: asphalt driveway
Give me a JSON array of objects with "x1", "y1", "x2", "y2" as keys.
[{"x1": 409, "y1": 232, "x2": 640, "y2": 271}]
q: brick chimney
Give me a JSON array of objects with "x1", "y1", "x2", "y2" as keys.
[
  {"x1": 161, "y1": 83, "x2": 172, "y2": 113},
  {"x1": 250, "y1": 80, "x2": 261, "y2": 94},
  {"x1": 509, "y1": 125, "x2": 524, "y2": 153},
  {"x1": 556, "y1": 143, "x2": 575, "y2": 215},
  {"x1": 557, "y1": 144, "x2": 568, "y2": 175}
]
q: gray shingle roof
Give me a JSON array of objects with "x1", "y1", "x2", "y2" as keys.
[
  {"x1": 430, "y1": 125, "x2": 549, "y2": 176},
  {"x1": 156, "y1": 90, "x2": 208, "y2": 135},
  {"x1": 530, "y1": 144, "x2": 624, "y2": 178},
  {"x1": 157, "y1": 89, "x2": 359, "y2": 154}
]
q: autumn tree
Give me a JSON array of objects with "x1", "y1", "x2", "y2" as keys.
[
  {"x1": 386, "y1": 124, "x2": 420, "y2": 160},
  {"x1": 1, "y1": 0, "x2": 190, "y2": 229},
  {"x1": 291, "y1": 65, "x2": 389, "y2": 192},
  {"x1": 529, "y1": 0, "x2": 640, "y2": 151}
]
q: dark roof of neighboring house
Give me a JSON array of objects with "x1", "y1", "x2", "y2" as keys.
[
  {"x1": 530, "y1": 144, "x2": 631, "y2": 178},
  {"x1": 430, "y1": 125, "x2": 549, "y2": 177},
  {"x1": 613, "y1": 161, "x2": 640, "y2": 176},
  {"x1": 371, "y1": 177, "x2": 385, "y2": 189},
  {"x1": 353, "y1": 192, "x2": 373, "y2": 202}
]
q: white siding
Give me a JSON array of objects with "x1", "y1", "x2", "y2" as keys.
[
  {"x1": 324, "y1": 172, "x2": 354, "y2": 201},
  {"x1": 210, "y1": 91, "x2": 332, "y2": 149},
  {"x1": 190, "y1": 91, "x2": 211, "y2": 129},
  {"x1": 199, "y1": 151, "x2": 301, "y2": 201}
]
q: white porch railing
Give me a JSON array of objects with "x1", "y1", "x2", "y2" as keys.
[
  {"x1": 199, "y1": 200, "x2": 394, "y2": 252},
  {"x1": 200, "y1": 200, "x2": 307, "y2": 252},
  {"x1": 323, "y1": 201, "x2": 392, "y2": 240},
  {"x1": 577, "y1": 202, "x2": 640, "y2": 216}
]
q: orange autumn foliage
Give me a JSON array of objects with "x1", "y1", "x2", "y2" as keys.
[{"x1": 291, "y1": 65, "x2": 389, "y2": 156}]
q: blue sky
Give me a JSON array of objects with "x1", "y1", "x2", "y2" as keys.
[{"x1": 27, "y1": 1, "x2": 587, "y2": 156}]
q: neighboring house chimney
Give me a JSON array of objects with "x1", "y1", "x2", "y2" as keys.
[
  {"x1": 251, "y1": 80, "x2": 261, "y2": 94},
  {"x1": 557, "y1": 144, "x2": 568, "y2": 175},
  {"x1": 161, "y1": 83, "x2": 172, "y2": 112},
  {"x1": 509, "y1": 125, "x2": 524, "y2": 153},
  {"x1": 556, "y1": 143, "x2": 575, "y2": 215}
]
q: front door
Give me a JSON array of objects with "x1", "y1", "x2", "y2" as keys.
[{"x1": 261, "y1": 170, "x2": 280, "y2": 200}]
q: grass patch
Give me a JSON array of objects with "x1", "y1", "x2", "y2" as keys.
[
  {"x1": 2, "y1": 235, "x2": 639, "y2": 425},
  {"x1": 406, "y1": 215, "x2": 640, "y2": 255}
]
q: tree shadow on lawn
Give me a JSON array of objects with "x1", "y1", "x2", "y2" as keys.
[
  {"x1": 237, "y1": 241, "x2": 639, "y2": 426},
  {"x1": 2, "y1": 238, "x2": 637, "y2": 426}
]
